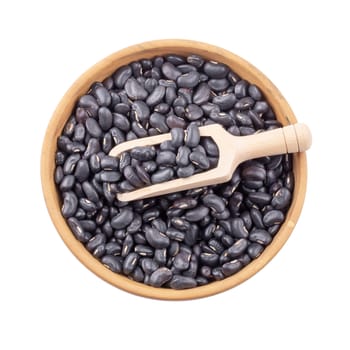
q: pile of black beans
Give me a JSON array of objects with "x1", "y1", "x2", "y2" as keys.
[
  {"x1": 54, "y1": 53, "x2": 294, "y2": 289},
  {"x1": 117, "y1": 124, "x2": 219, "y2": 191}
]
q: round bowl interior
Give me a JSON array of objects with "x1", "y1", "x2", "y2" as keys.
[{"x1": 41, "y1": 39, "x2": 307, "y2": 300}]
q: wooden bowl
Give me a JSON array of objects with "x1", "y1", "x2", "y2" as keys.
[{"x1": 41, "y1": 39, "x2": 307, "y2": 300}]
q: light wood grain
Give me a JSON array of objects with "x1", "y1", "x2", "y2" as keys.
[{"x1": 41, "y1": 39, "x2": 308, "y2": 300}]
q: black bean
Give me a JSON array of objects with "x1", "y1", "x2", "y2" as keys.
[
  {"x1": 208, "y1": 78, "x2": 229, "y2": 92},
  {"x1": 189, "y1": 151, "x2": 210, "y2": 170},
  {"x1": 156, "y1": 151, "x2": 176, "y2": 166},
  {"x1": 209, "y1": 110, "x2": 234, "y2": 126},
  {"x1": 169, "y1": 275, "x2": 197, "y2": 289},
  {"x1": 249, "y1": 229, "x2": 272, "y2": 245},
  {"x1": 111, "y1": 208, "x2": 134, "y2": 229},
  {"x1": 200, "y1": 252, "x2": 219, "y2": 267},
  {"x1": 231, "y1": 218, "x2": 249, "y2": 238},
  {"x1": 271, "y1": 187, "x2": 292, "y2": 210},
  {"x1": 170, "y1": 128, "x2": 184, "y2": 147},
  {"x1": 151, "y1": 168, "x2": 174, "y2": 184},
  {"x1": 149, "y1": 267, "x2": 173, "y2": 287},
  {"x1": 142, "y1": 207, "x2": 160, "y2": 222},
  {"x1": 78, "y1": 95, "x2": 99, "y2": 118},
  {"x1": 144, "y1": 227, "x2": 170, "y2": 249},
  {"x1": 113, "y1": 65, "x2": 132, "y2": 88},
  {"x1": 176, "y1": 145, "x2": 191, "y2": 167},
  {"x1": 235, "y1": 80, "x2": 248, "y2": 98},
  {"x1": 100, "y1": 170, "x2": 121, "y2": 182},
  {"x1": 170, "y1": 217, "x2": 191, "y2": 232},
  {"x1": 62, "y1": 191, "x2": 78, "y2": 218},
  {"x1": 193, "y1": 83, "x2": 211, "y2": 105},
  {"x1": 123, "y1": 252, "x2": 139, "y2": 275},
  {"x1": 176, "y1": 164, "x2": 194, "y2": 178},
  {"x1": 247, "y1": 192, "x2": 272, "y2": 207},
  {"x1": 241, "y1": 165, "x2": 266, "y2": 182},
  {"x1": 263, "y1": 210, "x2": 285, "y2": 226},
  {"x1": 134, "y1": 164, "x2": 151, "y2": 185},
  {"x1": 200, "y1": 137, "x2": 219, "y2": 157},
  {"x1": 142, "y1": 160, "x2": 157, "y2": 173},
  {"x1": 165, "y1": 227, "x2": 185, "y2": 242},
  {"x1": 202, "y1": 194, "x2": 226, "y2": 213},
  {"x1": 83, "y1": 138, "x2": 100, "y2": 159},
  {"x1": 184, "y1": 104, "x2": 204, "y2": 121},
  {"x1": 146, "y1": 85, "x2": 165, "y2": 106},
  {"x1": 247, "y1": 243, "x2": 264, "y2": 259},
  {"x1": 67, "y1": 217, "x2": 90, "y2": 242},
  {"x1": 124, "y1": 77, "x2": 148, "y2": 100},
  {"x1": 248, "y1": 84, "x2": 263, "y2": 101},
  {"x1": 130, "y1": 146, "x2": 156, "y2": 161},
  {"x1": 173, "y1": 250, "x2": 191, "y2": 270},
  {"x1": 63, "y1": 153, "x2": 80, "y2": 175},
  {"x1": 203, "y1": 61, "x2": 229, "y2": 78},
  {"x1": 212, "y1": 93, "x2": 237, "y2": 110},
  {"x1": 101, "y1": 255, "x2": 122, "y2": 273},
  {"x1": 177, "y1": 71, "x2": 200, "y2": 88},
  {"x1": 185, "y1": 123, "x2": 200, "y2": 147},
  {"x1": 161, "y1": 62, "x2": 182, "y2": 80},
  {"x1": 235, "y1": 97, "x2": 255, "y2": 110},
  {"x1": 92, "y1": 85, "x2": 111, "y2": 107},
  {"x1": 185, "y1": 206, "x2": 209, "y2": 222},
  {"x1": 222, "y1": 260, "x2": 242, "y2": 277},
  {"x1": 54, "y1": 166, "x2": 64, "y2": 185}
]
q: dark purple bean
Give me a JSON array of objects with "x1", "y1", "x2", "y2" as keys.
[
  {"x1": 111, "y1": 208, "x2": 134, "y2": 229},
  {"x1": 186, "y1": 54, "x2": 204, "y2": 68},
  {"x1": 61, "y1": 191, "x2": 78, "y2": 218},
  {"x1": 185, "y1": 122, "x2": 200, "y2": 147},
  {"x1": 142, "y1": 207, "x2": 160, "y2": 222},
  {"x1": 185, "y1": 205, "x2": 209, "y2": 222},
  {"x1": 130, "y1": 146, "x2": 155, "y2": 162},
  {"x1": 149, "y1": 267, "x2": 173, "y2": 287},
  {"x1": 121, "y1": 234, "x2": 134, "y2": 257},
  {"x1": 227, "y1": 238, "x2": 249, "y2": 258},
  {"x1": 145, "y1": 227, "x2": 170, "y2": 249},
  {"x1": 149, "y1": 112, "x2": 169, "y2": 133},
  {"x1": 176, "y1": 145, "x2": 191, "y2": 167},
  {"x1": 271, "y1": 187, "x2": 292, "y2": 209},
  {"x1": 146, "y1": 85, "x2": 166, "y2": 107},
  {"x1": 100, "y1": 170, "x2": 121, "y2": 182},
  {"x1": 101, "y1": 255, "x2": 122, "y2": 273},
  {"x1": 177, "y1": 71, "x2": 200, "y2": 88},
  {"x1": 177, "y1": 164, "x2": 195, "y2": 178},
  {"x1": 241, "y1": 165, "x2": 266, "y2": 182},
  {"x1": 73, "y1": 123, "x2": 85, "y2": 142},
  {"x1": 123, "y1": 252, "x2": 139, "y2": 275},
  {"x1": 263, "y1": 210, "x2": 285, "y2": 226},
  {"x1": 247, "y1": 192, "x2": 272, "y2": 206},
  {"x1": 247, "y1": 243, "x2": 264, "y2": 259},
  {"x1": 203, "y1": 61, "x2": 229, "y2": 78},
  {"x1": 101, "y1": 155, "x2": 119, "y2": 170},
  {"x1": 202, "y1": 194, "x2": 226, "y2": 213},
  {"x1": 254, "y1": 101, "x2": 270, "y2": 115},
  {"x1": 85, "y1": 118, "x2": 102, "y2": 138},
  {"x1": 154, "y1": 248, "x2": 167, "y2": 265},
  {"x1": 170, "y1": 217, "x2": 191, "y2": 231},
  {"x1": 189, "y1": 151, "x2": 210, "y2": 170},
  {"x1": 161, "y1": 62, "x2": 182, "y2": 80},
  {"x1": 184, "y1": 104, "x2": 204, "y2": 121},
  {"x1": 193, "y1": 83, "x2": 211, "y2": 105},
  {"x1": 173, "y1": 250, "x2": 191, "y2": 270},
  {"x1": 208, "y1": 239, "x2": 225, "y2": 254},
  {"x1": 235, "y1": 80, "x2": 248, "y2": 98},
  {"x1": 165, "y1": 227, "x2": 185, "y2": 241},
  {"x1": 92, "y1": 85, "x2": 111, "y2": 107},
  {"x1": 160, "y1": 140, "x2": 176, "y2": 152},
  {"x1": 170, "y1": 128, "x2": 184, "y2": 147},
  {"x1": 248, "y1": 84, "x2": 263, "y2": 101},
  {"x1": 113, "y1": 65, "x2": 132, "y2": 88},
  {"x1": 78, "y1": 95, "x2": 99, "y2": 118},
  {"x1": 222, "y1": 260, "x2": 242, "y2": 276},
  {"x1": 63, "y1": 153, "x2": 80, "y2": 175},
  {"x1": 212, "y1": 93, "x2": 237, "y2": 110},
  {"x1": 200, "y1": 252, "x2": 219, "y2": 267},
  {"x1": 249, "y1": 229, "x2": 272, "y2": 245},
  {"x1": 169, "y1": 275, "x2": 197, "y2": 289},
  {"x1": 208, "y1": 78, "x2": 229, "y2": 92},
  {"x1": 231, "y1": 218, "x2": 249, "y2": 238},
  {"x1": 142, "y1": 160, "x2": 157, "y2": 173},
  {"x1": 124, "y1": 78, "x2": 148, "y2": 100},
  {"x1": 81, "y1": 181, "x2": 99, "y2": 203},
  {"x1": 151, "y1": 168, "x2": 174, "y2": 184},
  {"x1": 156, "y1": 151, "x2": 176, "y2": 166},
  {"x1": 134, "y1": 164, "x2": 151, "y2": 185},
  {"x1": 209, "y1": 110, "x2": 234, "y2": 126},
  {"x1": 55, "y1": 166, "x2": 64, "y2": 184},
  {"x1": 235, "y1": 97, "x2": 255, "y2": 110}
]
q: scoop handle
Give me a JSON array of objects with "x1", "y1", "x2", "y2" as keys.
[{"x1": 235, "y1": 123, "x2": 312, "y2": 162}]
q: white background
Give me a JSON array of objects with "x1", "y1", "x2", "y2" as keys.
[{"x1": 1, "y1": 1, "x2": 349, "y2": 349}]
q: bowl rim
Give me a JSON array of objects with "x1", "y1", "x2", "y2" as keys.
[{"x1": 41, "y1": 39, "x2": 307, "y2": 300}]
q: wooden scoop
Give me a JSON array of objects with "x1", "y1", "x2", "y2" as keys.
[{"x1": 109, "y1": 123, "x2": 312, "y2": 202}]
